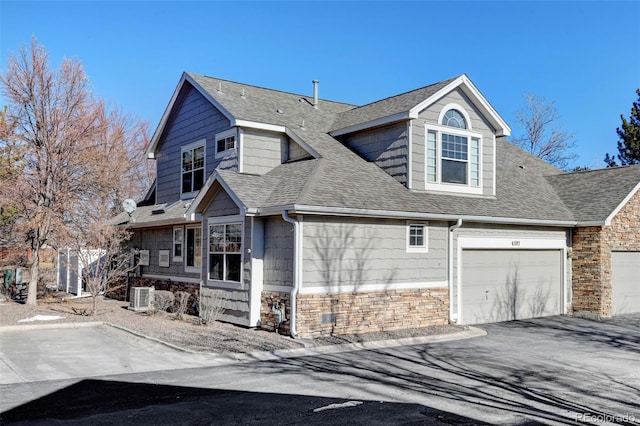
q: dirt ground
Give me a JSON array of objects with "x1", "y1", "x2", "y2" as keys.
[{"x1": 0, "y1": 293, "x2": 464, "y2": 353}]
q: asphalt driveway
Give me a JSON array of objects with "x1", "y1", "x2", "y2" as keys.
[{"x1": 1, "y1": 315, "x2": 639, "y2": 425}]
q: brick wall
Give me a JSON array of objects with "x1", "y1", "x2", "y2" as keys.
[
  {"x1": 262, "y1": 288, "x2": 449, "y2": 339},
  {"x1": 572, "y1": 190, "x2": 640, "y2": 318}
]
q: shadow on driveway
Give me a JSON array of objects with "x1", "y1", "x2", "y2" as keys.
[{"x1": 0, "y1": 379, "x2": 487, "y2": 425}]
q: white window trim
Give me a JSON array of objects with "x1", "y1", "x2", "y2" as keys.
[
  {"x1": 406, "y1": 222, "x2": 429, "y2": 253},
  {"x1": 173, "y1": 226, "x2": 184, "y2": 263},
  {"x1": 425, "y1": 123, "x2": 483, "y2": 195},
  {"x1": 207, "y1": 215, "x2": 244, "y2": 284},
  {"x1": 181, "y1": 139, "x2": 206, "y2": 199},
  {"x1": 184, "y1": 224, "x2": 202, "y2": 274},
  {"x1": 438, "y1": 103, "x2": 473, "y2": 130},
  {"x1": 215, "y1": 128, "x2": 238, "y2": 159}
]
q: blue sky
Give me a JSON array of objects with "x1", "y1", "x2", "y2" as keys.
[{"x1": 1, "y1": 1, "x2": 639, "y2": 169}]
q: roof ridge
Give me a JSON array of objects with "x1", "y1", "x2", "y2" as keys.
[
  {"x1": 339, "y1": 75, "x2": 461, "y2": 113},
  {"x1": 291, "y1": 159, "x2": 323, "y2": 204},
  {"x1": 556, "y1": 163, "x2": 640, "y2": 176},
  {"x1": 187, "y1": 71, "x2": 356, "y2": 108}
]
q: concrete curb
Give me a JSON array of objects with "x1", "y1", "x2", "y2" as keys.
[
  {"x1": 0, "y1": 322, "x2": 486, "y2": 366},
  {"x1": 0, "y1": 321, "x2": 105, "y2": 332},
  {"x1": 209, "y1": 327, "x2": 487, "y2": 366}
]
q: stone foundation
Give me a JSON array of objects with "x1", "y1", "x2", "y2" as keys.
[
  {"x1": 262, "y1": 287, "x2": 449, "y2": 339},
  {"x1": 261, "y1": 291, "x2": 292, "y2": 334},
  {"x1": 108, "y1": 277, "x2": 199, "y2": 314}
]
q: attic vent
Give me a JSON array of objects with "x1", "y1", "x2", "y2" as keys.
[
  {"x1": 276, "y1": 109, "x2": 284, "y2": 114},
  {"x1": 151, "y1": 209, "x2": 165, "y2": 215}
]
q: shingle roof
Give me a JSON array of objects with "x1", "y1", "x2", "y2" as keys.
[
  {"x1": 114, "y1": 200, "x2": 192, "y2": 227},
  {"x1": 134, "y1": 72, "x2": 640, "y2": 228},
  {"x1": 329, "y1": 77, "x2": 458, "y2": 132},
  {"x1": 546, "y1": 165, "x2": 640, "y2": 223}
]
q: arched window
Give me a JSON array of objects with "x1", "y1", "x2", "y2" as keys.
[{"x1": 442, "y1": 109, "x2": 467, "y2": 129}]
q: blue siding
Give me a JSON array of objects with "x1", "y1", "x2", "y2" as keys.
[{"x1": 155, "y1": 83, "x2": 232, "y2": 204}]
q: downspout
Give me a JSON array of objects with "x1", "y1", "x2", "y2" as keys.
[
  {"x1": 282, "y1": 210, "x2": 299, "y2": 338},
  {"x1": 448, "y1": 219, "x2": 463, "y2": 323}
]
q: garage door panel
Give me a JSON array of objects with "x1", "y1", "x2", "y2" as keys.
[
  {"x1": 461, "y1": 249, "x2": 562, "y2": 325},
  {"x1": 612, "y1": 251, "x2": 640, "y2": 315}
]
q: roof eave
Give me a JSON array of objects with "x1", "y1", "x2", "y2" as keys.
[
  {"x1": 250, "y1": 204, "x2": 575, "y2": 227},
  {"x1": 146, "y1": 72, "x2": 236, "y2": 158},
  {"x1": 329, "y1": 112, "x2": 411, "y2": 137},
  {"x1": 410, "y1": 74, "x2": 511, "y2": 137},
  {"x1": 603, "y1": 180, "x2": 640, "y2": 226},
  {"x1": 185, "y1": 170, "x2": 247, "y2": 219}
]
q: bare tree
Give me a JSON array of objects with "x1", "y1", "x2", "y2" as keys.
[
  {"x1": 0, "y1": 107, "x2": 26, "y2": 252},
  {"x1": 0, "y1": 38, "x2": 149, "y2": 305},
  {"x1": 512, "y1": 93, "x2": 576, "y2": 170}
]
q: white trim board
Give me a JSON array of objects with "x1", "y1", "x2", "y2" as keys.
[{"x1": 298, "y1": 281, "x2": 448, "y2": 295}]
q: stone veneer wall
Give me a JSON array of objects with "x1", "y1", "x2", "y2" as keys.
[
  {"x1": 261, "y1": 291, "x2": 292, "y2": 334},
  {"x1": 108, "y1": 277, "x2": 199, "y2": 313},
  {"x1": 262, "y1": 288, "x2": 449, "y2": 339},
  {"x1": 572, "y1": 190, "x2": 640, "y2": 318}
]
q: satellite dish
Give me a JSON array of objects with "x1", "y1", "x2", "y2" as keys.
[{"x1": 122, "y1": 199, "x2": 137, "y2": 214}]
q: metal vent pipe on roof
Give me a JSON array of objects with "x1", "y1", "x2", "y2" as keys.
[{"x1": 312, "y1": 80, "x2": 319, "y2": 109}]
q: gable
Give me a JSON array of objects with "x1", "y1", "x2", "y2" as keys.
[
  {"x1": 202, "y1": 182, "x2": 241, "y2": 218},
  {"x1": 154, "y1": 83, "x2": 233, "y2": 204}
]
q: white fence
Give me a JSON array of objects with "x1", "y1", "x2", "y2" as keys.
[{"x1": 57, "y1": 248, "x2": 104, "y2": 296}]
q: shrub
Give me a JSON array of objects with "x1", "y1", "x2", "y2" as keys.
[
  {"x1": 151, "y1": 290, "x2": 174, "y2": 314},
  {"x1": 198, "y1": 290, "x2": 225, "y2": 325},
  {"x1": 173, "y1": 291, "x2": 191, "y2": 320}
]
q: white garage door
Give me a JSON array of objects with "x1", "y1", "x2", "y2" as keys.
[
  {"x1": 460, "y1": 249, "x2": 563, "y2": 325},
  {"x1": 611, "y1": 251, "x2": 640, "y2": 315}
]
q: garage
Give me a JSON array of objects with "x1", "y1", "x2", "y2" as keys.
[
  {"x1": 459, "y1": 248, "x2": 564, "y2": 325},
  {"x1": 611, "y1": 251, "x2": 640, "y2": 315}
]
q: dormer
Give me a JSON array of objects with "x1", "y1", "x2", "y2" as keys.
[{"x1": 332, "y1": 74, "x2": 510, "y2": 197}]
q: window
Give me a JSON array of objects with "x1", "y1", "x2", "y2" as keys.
[
  {"x1": 425, "y1": 106, "x2": 482, "y2": 191},
  {"x1": 407, "y1": 223, "x2": 428, "y2": 253},
  {"x1": 215, "y1": 129, "x2": 237, "y2": 157},
  {"x1": 181, "y1": 141, "x2": 205, "y2": 196},
  {"x1": 209, "y1": 223, "x2": 242, "y2": 282},
  {"x1": 442, "y1": 109, "x2": 467, "y2": 128},
  {"x1": 185, "y1": 225, "x2": 202, "y2": 273},
  {"x1": 173, "y1": 226, "x2": 183, "y2": 262}
]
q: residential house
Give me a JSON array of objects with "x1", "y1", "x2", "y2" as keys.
[{"x1": 116, "y1": 72, "x2": 640, "y2": 338}]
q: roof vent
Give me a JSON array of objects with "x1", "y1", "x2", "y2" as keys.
[
  {"x1": 151, "y1": 208, "x2": 165, "y2": 215},
  {"x1": 312, "y1": 80, "x2": 319, "y2": 109},
  {"x1": 276, "y1": 109, "x2": 284, "y2": 114}
]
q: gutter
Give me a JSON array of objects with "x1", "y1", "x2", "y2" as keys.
[
  {"x1": 251, "y1": 205, "x2": 576, "y2": 228},
  {"x1": 448, "y1": 219, "x2": 463, "y2": 323},
  {"x1": 281, "y1": 210, "x2": 300, "y2": 338}
]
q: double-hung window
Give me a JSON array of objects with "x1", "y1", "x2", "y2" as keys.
[
  {"x1": 181, "y1": 140, "x2": 205, "y2": 197},
  {"x1": 426, "y1": 107, "x2": 482, "y2": 193},
  {"x1": 208, "y1": 221, "x2": 242, "y2": 282}
]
